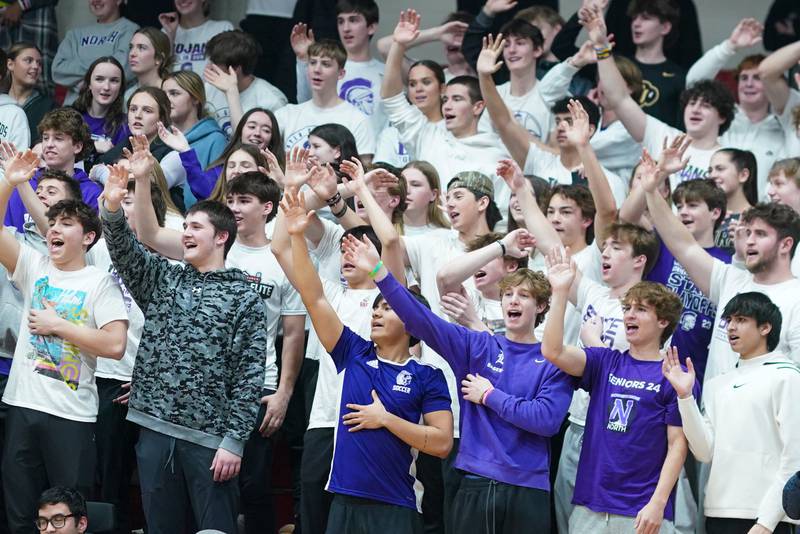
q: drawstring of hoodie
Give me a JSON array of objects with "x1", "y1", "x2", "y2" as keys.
[
  {"x1": 484, "y1": 479, "x2": 497, "y2": 534},
  {"x1": 163, "y1": 437, "x2": 177, "y2": 474}
]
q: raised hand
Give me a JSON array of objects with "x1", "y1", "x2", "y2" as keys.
[
  {"x1": 362, "y1": 166, "x2": 399, "y2": 192},
  {"x1": 657, "y1": 134, "x2": 691, "y2": 176},
  {"x1": 438, "y1": 20, "x2": 468, "y2": 47},
  {"x1": 563, "y1": 98, "x2": 592, "y2": 147},
  {"x1": 103, "y1": 164, "x2": 129, "y2": 212},
  {"x1": 544, "y1": 245, "x2": 576, "y2": 294},
  {"x1": 158, "y1": 11, "x2": 179, "y2": 39},
  {"x1": 279, "y1": 188, "x2": 315, "y2": 236},
  {"x1": 261, "y1": 147, "x2": 286, "y2": 184},
  {"x1": 339, "y1": 157, "x2": 367, "y2": 193},
  {"x1": 157, "y1": 121, "x2": 190, "y2": 152},
  {"x1": 580, "y1": 314, "x2": 606, "y2": 347},
  {"x1": 123, "y1": 138, "x2": 155, "y2": 180},
  {"x1": 728, "y1": 18, "x2": 764, "y2": 51},
  {"x1": 130, "y1": 134, "x2": 150, "y2": 155},
  {"x1": 2, "y1": 149, "x2": 40, "y2": 186},
  {"x1": 393, "y1": 9, "x2": 421, "y2": 46},
  {"x1": 440, "y1": 287, "x2": 481, "y2": 328},
  {"x1": 476, "y1": 34, "x2": 505, "y2": 76},
  {"x1": 636, "y1": 148, "x2": 664, "y2": 195},
  {"x1": 483, "y1": 0, "x2": 518, "y2": 17},
  {"x1": 579, "y1": 4, "x2": 609, "y2": 46},
  {"x1": 0, "y1": 140, "x2": 19, "y2": 170},
  {"x1": 661, "y1": 346, "x2": 696, "y2": 399},
  {"x1": 570, "y1": 40, "x2": 598, "y2": 68},
  {"x1": 284, "y1": 146, "x2": 310, "y2": 189},
  {"x1": 496, "y1": 158, "x2": 528, "y2": 193},
  {"x1": 203, "y1": 63, "x2": 238, "y2": 93},
  {"x1": 501, "y1": 229, "x2": 536, "y2": 258},
  {"x1": 341, "y1": 233, "x2": 381, "y2": 275},
  {"x1": 290, "y1": 23, "x2": 315, "y2": 62}
]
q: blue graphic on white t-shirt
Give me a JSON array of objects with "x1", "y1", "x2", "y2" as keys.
[
  {"x1": 175, "y1": 42, "x2": 206, "y2": 64},
  {"x1": 513, "y1": 110, "x2": 545, "y2": 139},
  {"x1": 284, "y1": 126, "x2": 315, "y2": 151},
  {"x1": 583, "y1": 304, "x2": 624, "y2": 347},
  {"x1": 340, "y1": 77, "x2": 374, "y2": 116},
  {"x1": 29, "y1": 277, "x2": 88, "y2": 390}
]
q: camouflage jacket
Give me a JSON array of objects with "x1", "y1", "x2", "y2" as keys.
[{"x1": 102, "y1": 207, "x2": 267, "y2": 456}]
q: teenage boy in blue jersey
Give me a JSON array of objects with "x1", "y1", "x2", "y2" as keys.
[
  {"x1": 344, "y1": 221, "x2": 574, "y2": 532},
  {"x1": 280, "y1": 189, "x2": 453, "y2": 534},
  {"x1": 542, "y1": 246, "x2": 693, "y2": 533}
]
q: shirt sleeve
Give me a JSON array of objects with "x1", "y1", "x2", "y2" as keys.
[
  {"x1": 536, "y1": 61, "x2": 579, "y2": 108},
  {"x1": 382, "y1": 92, "x2": 429, "y2": 158},
  {"x1": 579, "y1": 346, "x2": 610, "y2": 391},
  {"x1": 421, "y1": 366, "x2": 452, "y2": 414},
  {"x1": 280, "y1": 276, "x2": 306, "y2": 316},
  {"x1": 180, "y1": 149, "x2": 220, "y2": 200},
  {"x1": 642, "y1": 115, "x2": 681, "y2": 158},
  {"x1": 9, "y1": 243, "x2": 42, "y2": 299},
  {"x1": 328, "y1": 326, "x2": 373, "y2": 373},
  {"x1": 483, "y1": 365, "x2": 574, "y2": 436},
  {"x1": 677, "y1": 393, "x2": 714, "y2": 462},
  {"x1": 708, "y1": 259, "x2": 737, "y2": 305},
  {"x1": 685, "y1": 41, "x2": 735, "y2": 87},
  {"x1": 295, "y1": 59, "x2": 312, "y2": 103},
  {"x1": 350, "y1": 113, "x2": 376, "y2": 155},
  {"x1": 91, "y1": 273, "x2": 130, "y2": 330}
]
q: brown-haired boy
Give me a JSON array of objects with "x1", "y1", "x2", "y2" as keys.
[
  {"x1": 5, "y1": 108, "x2": 100, "y2": 232},
  {"x1": 542, "y1": 243, "x2": 692, "y2": 533}
]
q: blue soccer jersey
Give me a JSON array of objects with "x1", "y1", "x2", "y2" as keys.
[{"x1": 325, "y1": 327, "x2": 452, "y2": 511}]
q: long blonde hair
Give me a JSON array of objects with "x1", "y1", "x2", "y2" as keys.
[
  {"x1": 209, "y1": 144, "x2": 268, "y2": 203},
  {"x1": 402, "y1": 161, "x2": 450, "y2": 229},
  {"x1": 163, "y1": 70, "x2": 208, "y2": 120},
  {"x1": 151, "y1": 161, "x2": 182, "y2": 217}
]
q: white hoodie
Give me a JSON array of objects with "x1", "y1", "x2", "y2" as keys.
[
  {"x1": 678, "y1": 352, "x2": 800, "y2": 530},
  {"x1": 0, "y1": 95, "x2": 30, "y2": 150},
  {"x1": 383, "y1": 92, "x2": 511, "y2": 230}
]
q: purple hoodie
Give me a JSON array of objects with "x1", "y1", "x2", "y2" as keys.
[
  {"x1": 4, "y1": 167, "x2": 101, "y2": 232},
  {"x1": 376, "y1": 273, "x2": 574, "y2": 490}
]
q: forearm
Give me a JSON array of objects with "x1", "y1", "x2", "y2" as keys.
[
  {"x1": 383, "y1": 412, "x2": 453, "y2": 458},
  {"x1": 541, "y1": 292, "x2": 585, "y2": 376},
  {"x1": 677, "y1": 396, "x2": 714, "y2": 462},
  {"x1": 225, "y1": 89, "x2": 243, "y2": 134},
  {"x1": 16, "y1": 181, "x2": 48, "y2": 235},
  {"x1": 550, "y1": 12, "x2": 582, "y2": 60},
  {"x1": 577, "y1": 143, "x2": 617, "y2": 238},
  {"x1": 650, "y1": 433, "x2": 687, "y2": 507},
  {"x1": 56, "y1": 321, "x2": 126, "y2": 360},
  {"x1": 518, "y1": 187, "x2": 560, "y2": 252},
  {"x1": 181, "y1": 150, "x2": 219, "y2": 200},
  {"x1": 134, "y1": 174, "x2": 183, "y2": 260},
  {"x1": 382, "y1": 41, "x2": 407, "y2": 99},
  {"x1": 618, "y1": 184, "x2": 649, "y2": 225},
  {"x1": 686, "y1": 40, "x2": 734, "y2": 86},
  {"x1": 758, "y1": 41, "x2": 800, "y2": 113},
  {"x1": 437, "y1": 242, "x2": 501, "y2": 294},
  {"x1": 289, "y1": 232, "x2": 326, "y2": 305}
]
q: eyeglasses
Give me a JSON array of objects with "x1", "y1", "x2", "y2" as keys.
[{"x1": 35, "y1": 513, "x2": 75, "y2": 530}]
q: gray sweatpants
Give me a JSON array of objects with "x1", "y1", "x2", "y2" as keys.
[{"x1": 569, "y1": 505, "x2": 676, "y2": 533}]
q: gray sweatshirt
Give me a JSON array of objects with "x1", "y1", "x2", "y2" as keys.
[{"x1": 52, "y1": 17, "x2": 139, "y2": 105}]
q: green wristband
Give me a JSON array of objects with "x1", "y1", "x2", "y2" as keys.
[{"x1": 369, "y1": 261, "x2": 384, "y2": 279}]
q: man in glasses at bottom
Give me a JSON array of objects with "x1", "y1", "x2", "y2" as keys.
[{"x1": 35, "y1": 487, "x2": 87, "y2": 534}]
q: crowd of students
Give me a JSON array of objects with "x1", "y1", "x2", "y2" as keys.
[{"x1": 0, "y1": 0, "x2": 800, "y2": 533}]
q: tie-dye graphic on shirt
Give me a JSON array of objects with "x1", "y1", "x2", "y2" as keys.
[{"x1": 28, "y1": 276, "x2": 88, "y2": 390}]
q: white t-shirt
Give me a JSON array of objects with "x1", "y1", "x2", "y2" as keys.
[
  {"x1": 172, "y1": 19, "x2": 234, "y2": 73},
  {"x1": 296, "y1": 58, "x2": 387, "y2": 137},
  {"x1": 478, "y1": 62, "x2": 577, "y2": 140},
  {"x1": 592, "y1": 119, "x2": 642, "y2": 183},
  {"x1": 568, "y1": 272, "x2": 630, "y2": 425},
  {"x1": 383, "y1": 92, "x2": 511, "y2": 229},
  {"x1": 275, "y1": 99, "x2": 375, "y2": 155},
  {"x1": 643, "y1": 115, "x2": 717, "y2": 190},
  {"x1": 706, "y1": 261, "x2": 800, "y2": 382},
  {"x1": 403, "y1": 224, "x2": 451, "y2": 238},
  {"x1": 226, "y1": 241, "x2": 305, "y2": 390},
  {"x1": 246, "y1": 0, "x2": 298, "y2": 18},
  {"x1": 207, "y1": 77, "x2": 288, "y2": 137},
  {"x1": 375, "y1": 120, "x2": 447, "y2": 168},
  {"x1": 307, "y1": 280, "x2": 379, "y2": 429},
  {"x1": 87, "y1": 239, "x2": 144, "y2": 382},
  {"x1": 522, "y1": 143, "x2": 628, "y2": 207},
  {"x1": 778, "y1": 89, "x2": 800, "y2": 162},
  {"x1": 4, "y1": 246, "x2": 128, "y2": 422}
]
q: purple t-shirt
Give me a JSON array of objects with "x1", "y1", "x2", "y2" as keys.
[
  {"x1": 81, "y1": 112, "x2": 128, "y2": 146},
  {"x1": 646, "y1": 238, "x2": 731, "y2": 383},
  {"x1": 573, "y1": 347, "x2": 686, "y2": 520}
]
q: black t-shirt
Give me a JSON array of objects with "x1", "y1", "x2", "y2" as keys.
[{"x1": 635, "y1": 59, "x2": 686, "y2": 129}]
